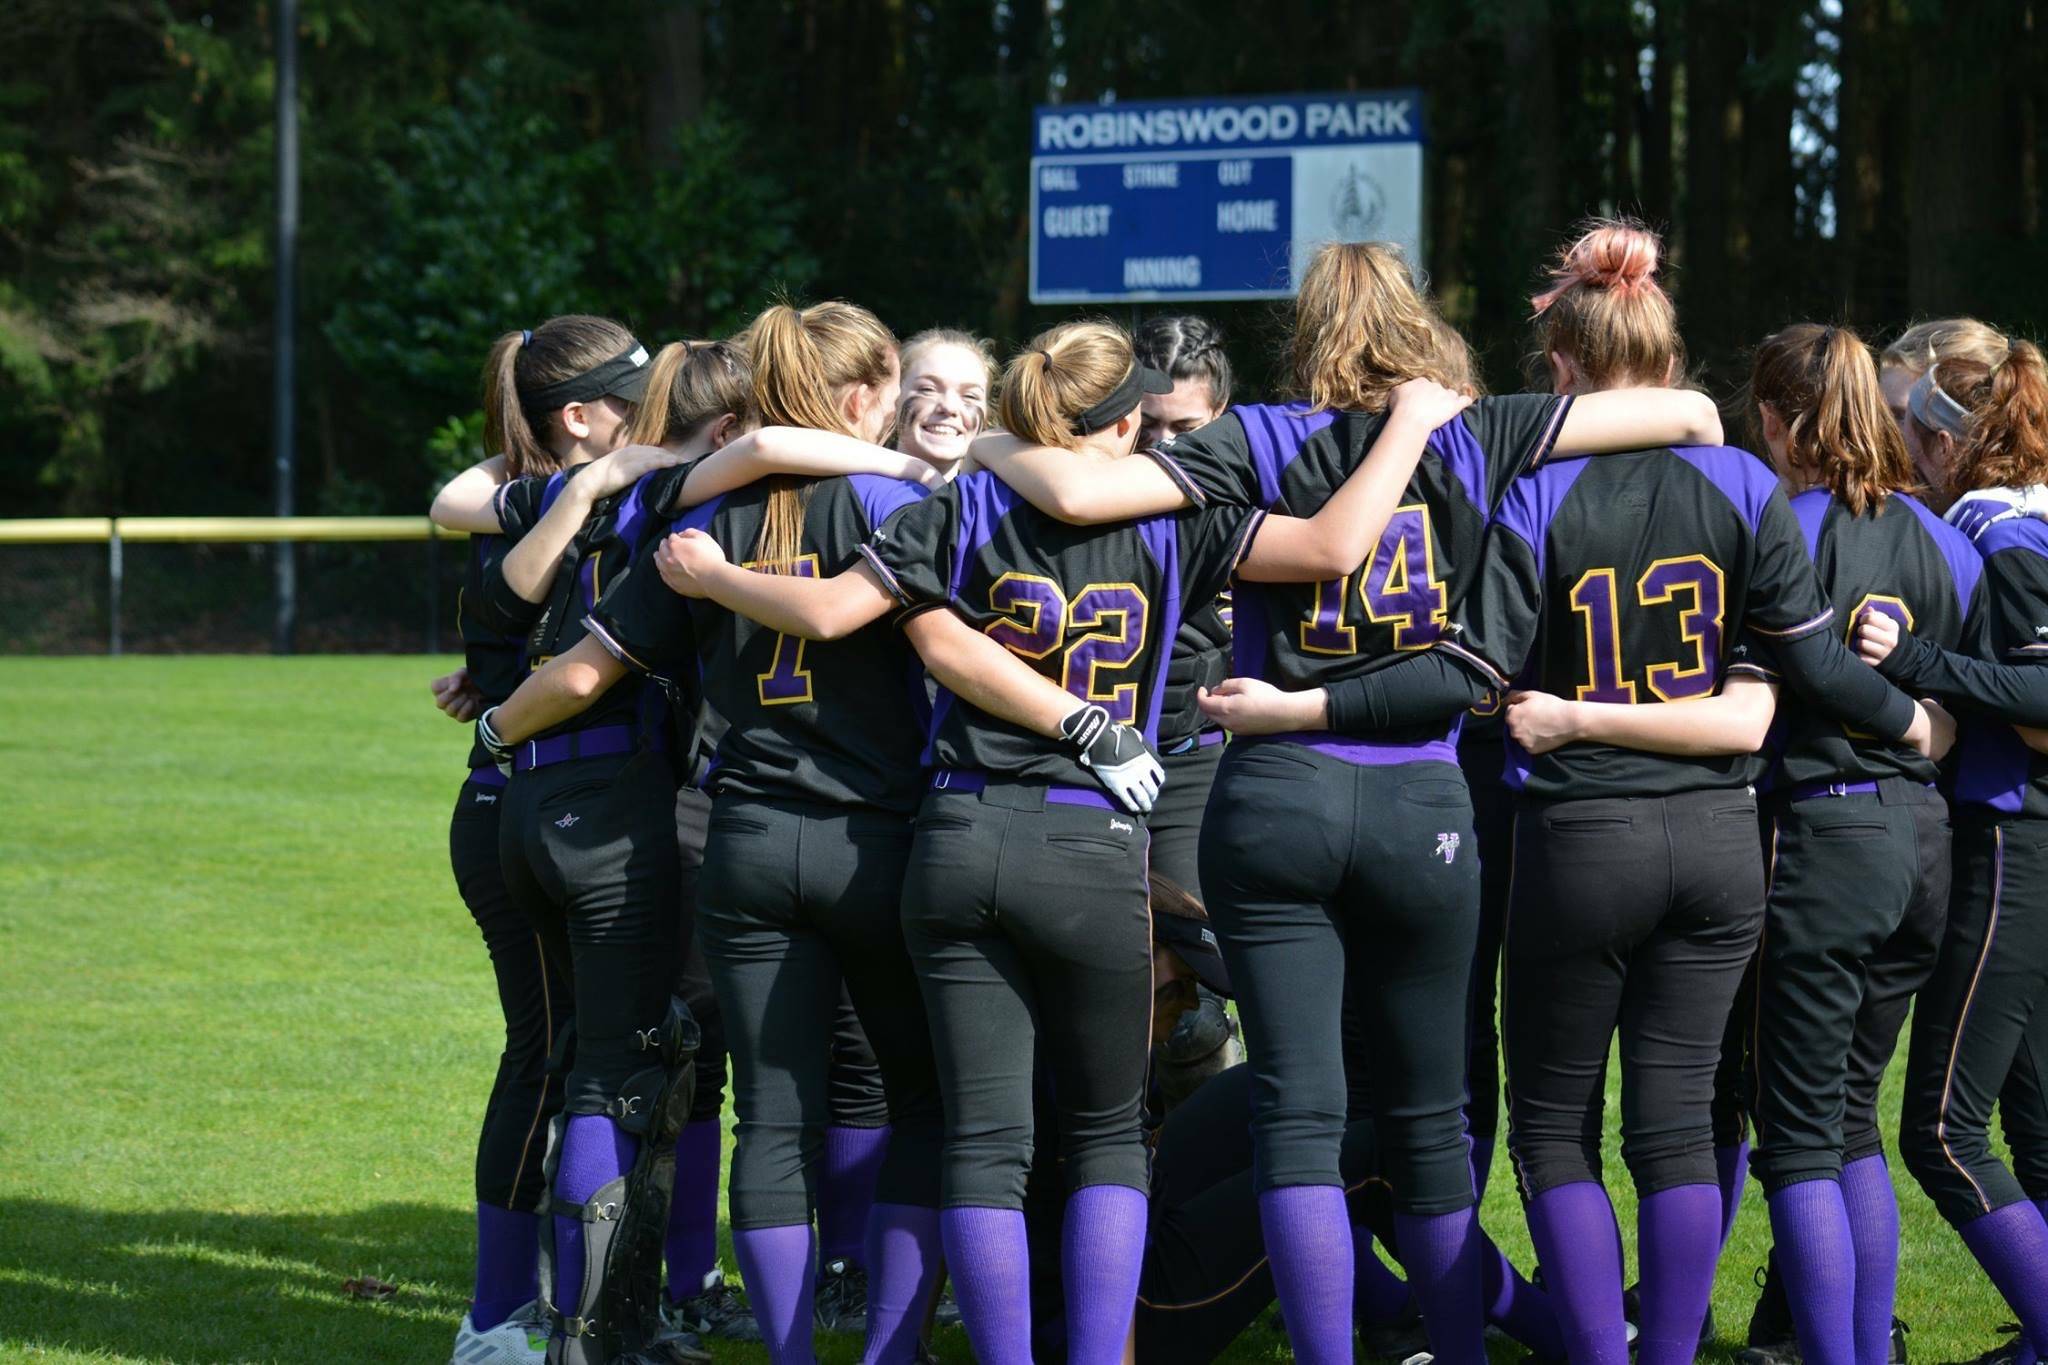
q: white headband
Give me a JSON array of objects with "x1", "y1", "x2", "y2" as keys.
[{"x1": 1908, "y1": 369, "x2": 1974, "y2": 440}]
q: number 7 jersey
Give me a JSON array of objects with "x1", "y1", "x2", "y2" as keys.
[{"x1": 861, "y1": 470, "x2": 1265, "y2": 786}]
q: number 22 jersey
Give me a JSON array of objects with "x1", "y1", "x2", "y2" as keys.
[{"x1": 860, "y1": 469, "x2": 1263, "y2": 787}]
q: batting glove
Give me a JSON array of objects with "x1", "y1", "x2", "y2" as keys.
[
  {"x1": 477, "y1": 705, "x2": 516, "y2": 779},
  {"x1": 1061, "y1": 702, "x2": 1164, "y2": 815}
]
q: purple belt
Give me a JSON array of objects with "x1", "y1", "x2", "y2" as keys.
[
  {"x1": 1782, "y1": 777, "x2": 1933, "y2": 803},
  {"x1": 929, "y1": 768, "x2": 1114, "y2": 810},
  {"x1": 466, "y1": 765, "x2": 508, "y2": 790},
  {"x1": 1164, "y1": 729, "x2": 1228, "y2": 756},
  {"x1": 513, "y1": 724, "x2": 660, "y2": 774}
]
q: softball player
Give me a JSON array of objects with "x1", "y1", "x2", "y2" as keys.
[
  {"x1": 1200, "y1": 226, "x2": 1943, "y2": 1364},
  {"x1": 892, "y1": 328, "x2": 995, "y2": 477},
  {"x1": 655, "y1": 318, "x2": 1477, "y2": 1363},
  {"x1": 447, "y1": 526, "x2": 569, "y2": 1365},
  {"x1": 1855, "y1": 341, "x2": 2048, "y2": 1353},
  {"x1": 1131, "y1": 314, "x2": 1235, "y2": 901},
  {"x1": 434, "y1": 318, "x2": 723, "y2": 1365},
  {"x1": 1741, "y1": 324, "x2": 1980, "y2": 1365},
  {"x1": 427, "y1": 315, "x2": 686, "y2": 1365},
  {"x1": 977, "y1": 241, "x2": 1726, "y2": 1364}
]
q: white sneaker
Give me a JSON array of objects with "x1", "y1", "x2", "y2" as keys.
[{"x1": 450, "y1": 1301, "x2": 549, "y2": 1365}]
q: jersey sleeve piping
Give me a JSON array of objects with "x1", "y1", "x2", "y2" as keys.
[
  {"x1": 583, "y1": 612, "x2": 654, "y2": 675},
  {"x1": 1749, "y1": 606, "x2": 1836, "y2": 642},
  {"x1": 1524, "y1": 394, "x2": 1574, "y2": 470},
  {"x1": 1436, "y1": 637, "x2": 1513, "y2": 691},
  {"x1": 857, "y1": 543, "x2": 917, "y2": 606},
  {"x1": 1142, "y1": 446, "x2": 1210, "y2": 507},
  {"x1": 1227, "y1": 510, "x2": 1269, "y2": 573}
]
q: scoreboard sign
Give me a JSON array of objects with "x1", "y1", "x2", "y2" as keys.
[{"x1": 1028, "y1": 90, "x2": 1426, "y2": 304}]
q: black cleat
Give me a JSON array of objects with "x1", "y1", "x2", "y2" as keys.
[
  {"x1": 1889, "y1": 1315, "x2": 1908, "y2": 1364},
  {"x1": 664, "y1": 1276, "x2": 761, "y2": 1342},
  {"x1": 813, "y1": 1257, "x2": 869, "y2": 1336},
  {"x1": 1357, "y1": 1304, "x2": 1431, "y2": 1361},
  {"x1": 1966, "y1": 1323, "x2": 2030, "y2": 1364},
  {"x1": 1733, "y1": 1258, "x2": 1798, "y2": 1363}
]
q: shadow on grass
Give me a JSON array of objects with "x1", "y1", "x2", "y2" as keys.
[{"x1": 0, "y1": 1198, "x2": 473, "y2": 1362}]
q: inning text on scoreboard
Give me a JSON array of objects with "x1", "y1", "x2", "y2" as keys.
[{"x1": 1028, "y1": 91, "x2": 1427, "y2": 305}]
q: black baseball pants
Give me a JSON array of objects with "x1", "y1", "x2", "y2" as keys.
[
  {"x1": 1503, "y1": 787, "x2": 1766, "y2": 1197},
  {"x1": 695, "y1": 795, "x2": 943, "y2": 1229},
  {"x1": 451, "y1": 772, "x2": 567, "y2": 1210},
  {"x1": 499, "y1": 748, "x2": 683, "y2": 1115},
  {"x1": 1751, "y1": 780, "x2": 1950, "y2": 1190},
  {"x1": 1199, "y1": 742, "x2": 1479, "y2": 1214},
  {"x1": 902, "y1": 780, "x2": 1153, "y2": 1208},
  {"x1": 1901, "y1": 812, "x2": 2048, "y2": 1226}
]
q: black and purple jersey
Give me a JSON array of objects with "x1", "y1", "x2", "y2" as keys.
[
  {"x1": 860, "y1": 469, "x2": 1262, "y2": 786},
  {"x1": 1445, "y1": 446, "x2": 1840, "y2": 799},
  {"x1": 458, "y1": 532, "x2": 531, "y2": 772},
  {"x1": 1148, "y1": 396, "x2": 1569, "y2": 764},
  {"x1": 489, "y1": 463, "x2": 676, "y2": 743},
  {"x1": 1953, "y1": 517, "x2": 2048, "y2": 818},
  {"x1": 1761, "y1": 490, "x2": 1980, "y2": 792},
  {"x1": 588, "y1": 474, "x2": 933, "y2": 813}
]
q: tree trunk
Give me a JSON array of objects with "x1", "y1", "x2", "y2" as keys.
[
  {"x1": 1906, "y1": 3, "x2": 2025, "y2": 316},
  {"x1": 1640, "y1": 0, "x2": 1675, "y2": 228},
  {"x1": 1682, "y1": 0, "x2": 1744, "y2": 361},
  {"x1": 642, "y1": 1, "x2": 704, "y2": 165}
]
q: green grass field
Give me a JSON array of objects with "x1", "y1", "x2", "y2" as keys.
[{"x1": 0, "y1": 656, "x2": 2020, "y2": 1363}]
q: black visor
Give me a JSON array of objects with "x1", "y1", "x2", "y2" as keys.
[
  {"x1": 522, "y1": 339, "x2": 653, "y2": 411},
  {"x1": 1155, "y1": 911, "x2": 1232, "y2": 997},
  {"x1": 1073, "y1": 363, "x2": 1174, "y2": 435}
]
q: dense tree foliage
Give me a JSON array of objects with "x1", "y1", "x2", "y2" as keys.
[{"x1": 5, "y1": 0, "x2": 2045, "y2": 517}]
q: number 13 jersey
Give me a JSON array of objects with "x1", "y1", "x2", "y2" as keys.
[
  {"x1": 1447, "y1": 446, "x2": 1837, "y2": 799},
  {"x1": 861, "y1": 470, "x2": 1263, "y2": 786}
]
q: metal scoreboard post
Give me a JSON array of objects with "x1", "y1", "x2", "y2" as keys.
[{"x1": 1028, "y1": 90, "x2": 1426, "y2": 305}]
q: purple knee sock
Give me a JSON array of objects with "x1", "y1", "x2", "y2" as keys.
[
  {"x1": 1062, "y1": 1185, "x2": 1148, "y2": 1364},
  {"x1": 1527, "y1": 1181, "x2": 1629, "y2": 1365},
  {"x1": 1842, "y1": 1157, "x2": 1901, "y2": 1365},
  {"x1": 1351, "y1": 1222, "x2": 1413, "y2": 1323},
  {"x1": 1480, "y1": 1232, "x2": 1564, "y2": 1359},
  {"x1": 940, "y1": 1206, "x2": 1032, "y2": 1365},
  {"x1": 472, "y1": 1203, "x2": 539, "y2": 1329},
  {"x1": 733, "y1": 1222, "x2": 818, "y2": 1364},
  {"x1": 861, "y1": 1203, "x2": 942, "y2": 1365},
  {"x1": 665, "y1": 1120, "x2": 723, "y2": 1300},
  {"x1": 1638, "y1": 1184, "x2": 1723, "y2": 1365},
  {"x1": 1767, "y1": 1179, "x2": 1857, "y2": 1365},
  {"x1": 819, "y1": 1124, "x2": 890, "y2": 1269},
  {"x1": 1471, "y1": 1138, "x2": 1497, "y2": 1203},
  {"x1": 1258, "y1": 1185, "x2": 1353, "y2": 1364},
  {"x1": 1394, "y1": 1207, "x2": 1486, "y2": 1365},
  {"x1": 1959, "y1": 1201, "x2": 2048, "y2": 1347},
  {"x1": 1718, "y1": 1140, "x2": 1752, "y2": 1247},
  {"x1": 552, "y1": 1115, "x2": 640, "y2": 1317}
]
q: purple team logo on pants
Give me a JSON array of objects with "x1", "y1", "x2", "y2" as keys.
[{"x1": 1435, "y1": 832, "x2": 1460, "y2": 864}]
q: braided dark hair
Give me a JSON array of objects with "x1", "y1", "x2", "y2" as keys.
[{"x1": 1134, "y1": 314, "x2": 1233, "y2": 410}]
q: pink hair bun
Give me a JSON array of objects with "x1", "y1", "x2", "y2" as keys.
[{"x1": 1531, "y1": 220, "x2": 1664, "y2": 316}]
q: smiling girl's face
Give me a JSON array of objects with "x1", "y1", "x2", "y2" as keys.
[{"x1": 895, "y1": 343, "x2": 989, "y2": 469}]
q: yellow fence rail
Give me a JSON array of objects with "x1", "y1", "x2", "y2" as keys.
[{"x1": 0, "y1": 516, "x2": 470, "y2": 654}]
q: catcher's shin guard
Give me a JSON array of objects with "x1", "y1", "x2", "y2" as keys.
[{"x1": 540, "y1": 997, "x2": 701, "y2": 1364}]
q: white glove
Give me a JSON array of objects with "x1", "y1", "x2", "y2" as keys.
[{"x1": 1061, "y1": 702, "x2": 1165, "y2": 815}]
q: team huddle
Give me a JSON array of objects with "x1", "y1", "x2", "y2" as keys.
[{"x1": 419, "y1": 221, "x2": 2048, "y2": 1365}]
